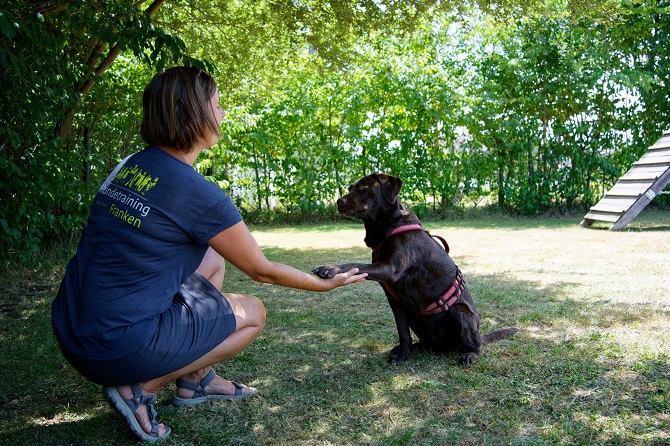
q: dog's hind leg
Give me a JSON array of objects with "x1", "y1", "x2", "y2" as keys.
[{"x1": 444, "y1": 303, "x2": 482, "y2": 365}]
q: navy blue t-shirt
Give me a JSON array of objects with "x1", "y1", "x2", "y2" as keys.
[{"x1": 52, "y1": 146, "x2": 243, "y2": 360}]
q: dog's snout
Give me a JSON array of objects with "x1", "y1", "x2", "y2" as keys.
[{"x1": 336, "y1": 190, "x2": 367, "y2": 218}]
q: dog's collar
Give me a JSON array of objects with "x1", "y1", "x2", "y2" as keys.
[
  {"x1": 373, "y1": 224, "x2": 424, "y2": 251},
  {"x1": 387, "y1": 223, "x2": 424, "y2": 237},
  {"x1": 374, "y1": 224, "x2": 449, "y2": 254}
]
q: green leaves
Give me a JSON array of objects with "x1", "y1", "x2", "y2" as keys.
[
  {"x1": 0, "y1": 10, "x2": 20, "y2": 39},
  {"x1": 3, "y1": 0, "x2": 670, "y2": 257}
]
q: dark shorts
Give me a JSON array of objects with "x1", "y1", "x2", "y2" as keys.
[{"x1": 59, "y1": 272, "x2": 237, "y2": 386}]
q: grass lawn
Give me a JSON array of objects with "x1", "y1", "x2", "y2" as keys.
[{"x1": 1, "y1": 209, "x2": 669, "y2": 445}]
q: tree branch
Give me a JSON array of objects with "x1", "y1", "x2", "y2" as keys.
[{"x1": 56, "y1": 0, "x2": 165, "y2": 138}]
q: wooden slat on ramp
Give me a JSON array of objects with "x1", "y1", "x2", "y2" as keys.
[{"x1": 581, "y1": 130, "x2": 670, "y2": 230}]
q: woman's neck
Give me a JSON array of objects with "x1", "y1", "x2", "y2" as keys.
[{"x1": 158, "y1": 146, "x2": 200, "y2": 166}]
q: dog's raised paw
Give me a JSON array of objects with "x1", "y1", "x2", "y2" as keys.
[{"x1": 312, "y1": 266, "x2": 336, "y2": 279}]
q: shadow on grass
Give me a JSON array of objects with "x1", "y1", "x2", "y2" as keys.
[{"x1": 0, "y1": 245, "x2": 668, "y2": 445}]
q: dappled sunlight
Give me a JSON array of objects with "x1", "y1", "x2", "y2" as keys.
[
  {"x1": 252, "y1": 227, "x2": 368, "y2": 251},
  {"x1": 257, "y1": 225, "x2": 668, "y2": 363},
  {"x1": 513, "y1": 422, "x2": 541, "y2": 442},
  {"x1": 607, "y1": 320, "x2": 670, "y2": 356},
  {"x1": 408, "y1": 223, "x2": 670, "y2": 304},
  {"x1": 387, "y1": 373, "x2": 425, "y2": 391},
  {"x1": 253, "y1": 221, "x2": 670, "y2": 306},
  {"x1": 571, "y1": 411, "x2": 669, "y2": 444},
  {"x1": 4, "y1": 216, "x2": 670, "y2": 444},
  {"x1": 522, "y1": 324, "x2": 574, "y2": 342},
  {"x1": 360, "y1": 383, "x2": 427, "y2": 437},
  {"x1": 32, "y1": 409, "x2": 94, "y2": 427}
]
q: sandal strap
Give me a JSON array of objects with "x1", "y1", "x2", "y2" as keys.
[
  {"x1": 175, "y1": 369, "x2": 216, "y2": 398},
  {"x1": 147, "y1": 404, "x2": 160, "y2": 437},
  {"x1": 123, "y1": 383, "x2": 162, "y2": 439},
  {"x1": 123, "y1": 383, "x2": 157, "y2": 411},
  {"x1": 231, "y1": 381, "x2": 244, "y2": 396}
]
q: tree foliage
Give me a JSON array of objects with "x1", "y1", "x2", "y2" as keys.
[
  {"x1": 1, "y1": 0, "x2": 205, "y2": 257},
  {"x1": 215, "y1": 1, "x2": 670, "y2": 218},
  {"x1": 2, "y1": 0, "x2": 669, "y2": 258}
]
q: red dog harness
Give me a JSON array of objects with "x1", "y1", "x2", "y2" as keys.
[{"x1": 372, "y1": 224, "x2": 465, "y2": 315}]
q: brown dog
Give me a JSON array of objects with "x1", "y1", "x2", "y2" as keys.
[{"x1": 313, "y1": 173, "x2": 518, "y2": 364}]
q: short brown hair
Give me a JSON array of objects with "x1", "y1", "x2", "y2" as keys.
[{"x1": 140, "y1": 66, "x2": 219, "y2": 152}]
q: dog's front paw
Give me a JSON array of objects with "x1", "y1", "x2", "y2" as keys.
[
  {"x1": 312, "y1": 265, "x2": 340, "y2": 279},
  {"x1": 389, "y1": 345, "x2": 411, "y2": 363}
]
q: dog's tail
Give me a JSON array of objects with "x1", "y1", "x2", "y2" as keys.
[{"x1": 481, "y1": 327, "x2": 519, "y2": 344}]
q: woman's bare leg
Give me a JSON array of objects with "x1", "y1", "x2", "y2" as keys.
[
  {"x1": 146, "y1": 291, "x2": 266, "y2": 387},
  {"x1": 196, "y1": 246, "x2": 226, "y2": 291},
  {"x1": 117, "y1": 248, "x2": 266, "y2": 436}
]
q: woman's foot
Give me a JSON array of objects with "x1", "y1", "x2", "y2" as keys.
[
  {"x1": 112, "y1": 384, "x2": 170, "y2": 440},
  {"x1": 173, "y1": 368, "x2": 257, "y2": 406}
]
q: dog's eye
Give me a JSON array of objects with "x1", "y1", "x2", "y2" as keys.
[{"x1": 359, "y1": 185, "x2": 369, "y2": 191}]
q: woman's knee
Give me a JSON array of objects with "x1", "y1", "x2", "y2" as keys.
[
  {"x1": 247, "y1": 295, "x2": 266, "y2": 329},
  {"x1": 228, "y1": 293, "x2": 266, "y2": 329}
]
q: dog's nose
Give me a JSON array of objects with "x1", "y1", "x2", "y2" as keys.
[{"x1": 336, "y1": 197, "x2": 345, "y2": 207}]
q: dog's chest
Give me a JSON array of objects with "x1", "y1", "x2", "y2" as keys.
[{"x1": 375, "y1": 234, "x2": 457, "y2": 305}]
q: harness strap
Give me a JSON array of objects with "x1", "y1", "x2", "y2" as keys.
[
  {"x1": 430, "y1": 234, "x2": 450, "y2": 254},
  {"x1": 416, "y1": 269, "x2": 465, "y2": 315},
  {"x1": 373, "y1": 224, "x2": 460, "y2": 315},
  {"x1": 376, "y1": 224, "x2": 450, "y2": 254}
]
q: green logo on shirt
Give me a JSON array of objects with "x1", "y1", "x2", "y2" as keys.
[{"x1": 114, "y1": 164, "x2": 158, "y2": 195}]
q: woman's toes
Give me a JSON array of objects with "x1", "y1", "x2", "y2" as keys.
[
  {"x1": 135, "y1": 405, "x2": 167, "y2": 436},
  {"x1": 236, "y1": 383, "x2": 256, "y2": 395}
]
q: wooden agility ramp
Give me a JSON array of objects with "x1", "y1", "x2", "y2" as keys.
[{"x1": 581, "y1": 129, "x2": 670, "y2": 230}]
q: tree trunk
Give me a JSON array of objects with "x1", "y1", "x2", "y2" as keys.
[{"x1": 498, "y1": 164, "x2": 505, "y2": 207}]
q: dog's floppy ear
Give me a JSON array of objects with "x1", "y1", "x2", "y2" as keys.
[{"x1": 374, "y1": 173, "x2": 402, "y2": 205}]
